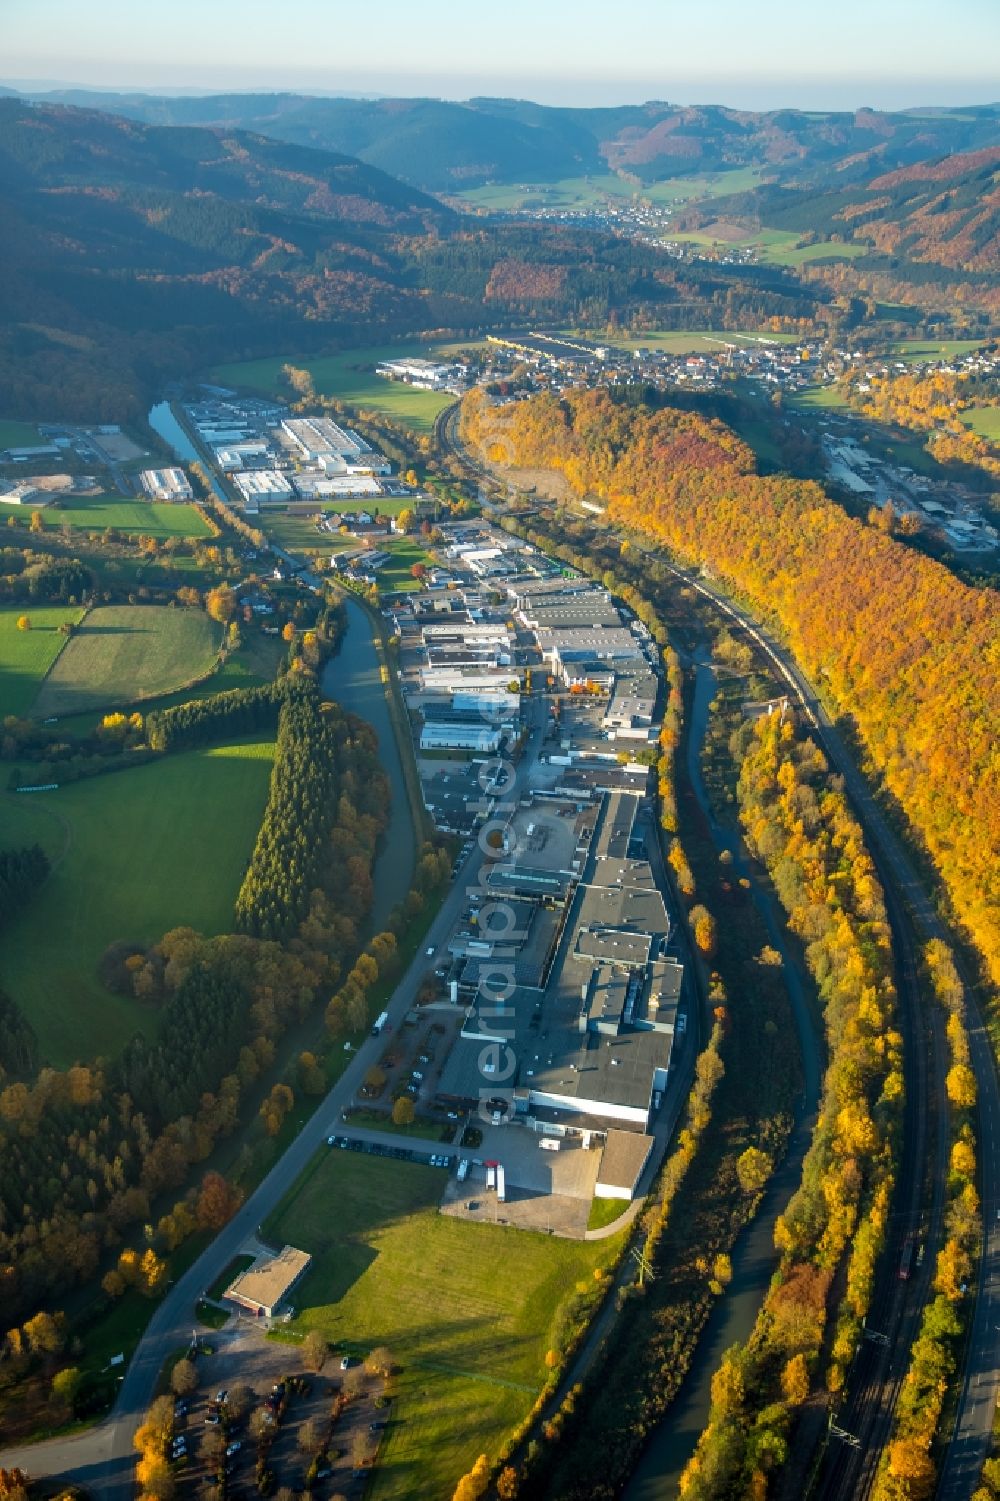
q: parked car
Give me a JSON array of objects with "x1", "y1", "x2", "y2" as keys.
[
  {"x1": 340, "y1": 1356, "x2": 351, "y2": 1371},
  {"x1": 226, "y1": 1441, "x2": 241, "y2": 1457}
]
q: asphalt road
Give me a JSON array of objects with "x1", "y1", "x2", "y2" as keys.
[{"x1": 0, "y1": 701, "x2": 549, "y2": 1497}]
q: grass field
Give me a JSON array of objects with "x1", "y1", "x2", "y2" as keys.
[
  {"x1": 892, "y1": 338, "x2": 987, "y2": 363},
  {"x1": 789, "y1": 384, "x2": 852, "y2": 412},
  {"x1": 0, "y1": 496, "x2": 212, "y2": 538},
  {"x1": 665, "y1": 224, "x2": 869, "y2": 266},
  {"x1": 587, "y1": 1196, "x2": 629, "y2": 1231},
  {"x1": 643, "y1": 166, "x2": 764, "y2": 203},
  {"x1": 964, "y1": 406, "x2": 1000, "y2": 444},
  {"x1": 266, "y1": 1152, "x2": 624, "y2": 1500},
  {"x1": 0, "y1": 604, "x2": 85, "y2": 717},
  {"x1": 32, "y1": 605, "x2": 222, "y2": 719},
  {"x1": 764, "y1": 239, "x2": 869, "y2": 266},
  {"x1": 51, "y1": 631, "x2": 286, "y2": 737},
  {"x1": 210, "y1": 342, "x2": 476, "y2": 434},
  {"x1": 456, "y1": 173, "x2": 640, "y2": 213},
  {"x1": 376, "y1": 538, "x2": 434, "y2": 594},
  {"x1": 256, "y1": 513, "x2": 348, "y2": 557},
  {"x1": 0, "y1": 737, "x2": 275, "y2": 1065},
  {"x1": 455, "y1": 167, "x2": 764, "y2": 213},
  {"x1": 590, "y1": 328, "x2": 800, "y2": 355},
  {"x1": 256, "y1": 499, "x2": 414, "y2": 559},
  {"x1": 0, "y1": 418, "x2": 44, "y2": 448}
]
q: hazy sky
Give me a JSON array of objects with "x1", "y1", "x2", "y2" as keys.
[{"x1": 4, "y1": 0, "x2": 999, "y2": 109}]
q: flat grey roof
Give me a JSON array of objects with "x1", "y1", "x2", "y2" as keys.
[{"x1": 599, "y1": 1130, "x2": 654, "y2": 1192}]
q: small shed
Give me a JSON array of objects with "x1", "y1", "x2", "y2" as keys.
[{"x1": 595, "y1": 1130, "x2": 653, "y2": 1201}]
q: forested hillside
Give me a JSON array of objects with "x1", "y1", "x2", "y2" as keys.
[
  {"x1": 19, "y1": 89, "x2": 1000, "y2": 193},
  {"x1": 0, "y1": 99, "x2": 826, "y2": 420},
  {"x1": 463, "y1": 387, "x2": 1000, "y2": 988},
  {"x1": 672, "y1": 146, "x2": 1000, "y2": 311}
]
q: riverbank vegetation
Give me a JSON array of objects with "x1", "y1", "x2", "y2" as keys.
[
  {"x1": 264, "y1": 1151, "x2": 627, "y2": 1501},
  {"x1": 495, "y1": 509, "x2": 803, "y2": 1501},
  {"x1": 463, "y1": 387, "x2": 999, "y2": 993},
  {"x1": 871, "y1": 940, "x2": 980, "y2": 1501},
  {"x1": 678, "y1": 712, "x2": 900, "y2": 1497}
]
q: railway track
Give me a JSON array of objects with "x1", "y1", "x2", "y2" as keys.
[{"x1": 435, "y1": 415, "x2": 1000, "y2": 1499}]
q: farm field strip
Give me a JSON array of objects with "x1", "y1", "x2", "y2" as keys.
[
  {"x1": 0, "y1": 604, "x2": 85, "y2": 717},
  {"x1": 32, "y1": 604, "x2": 222, "y2": 718},
  {"x1": 0, "y1": 496, "x2": 212, "y2": 538}
]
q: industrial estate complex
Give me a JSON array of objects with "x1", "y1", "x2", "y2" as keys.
[
  {"x1": 182, "y1": 397, "x2": 392, "y2": 511},
  {"x1": 325, "y1": 517, "x2": 688, "y2": 1225}
]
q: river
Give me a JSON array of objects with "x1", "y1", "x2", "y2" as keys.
[
  {"x1": 321, "y1": 595, "x2": 416, "y2": 931},
  {"x1": 625, "y1": 660, "x2": 821, "y2": 1500},
  {"x1": 147, "y1": 400, "x2": 229, "y2": 503},
  {"x1": 147, "y1": 402, "x2": 416, "y2": 932}
]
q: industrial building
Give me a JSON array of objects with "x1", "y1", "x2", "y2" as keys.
[
  {"x1": 0, "y1": 482, "x2": 46, "y2": 505},
  {"x1": 232, "y1": 470, "x2": 295, "y2": 504},
  {"x1": 595, "y1": 1130, "x2": 654, "y2": 1200},
  {"x1": 280, "y1": 417, "x2": 389, "y2": 474},
  {"x1": 419, "y1": 667, "x2": 518, "y2": 695},
  {"x1": 437, "y1": 791, "x2": 681, "y2": 1131},
  {"x1": 291, "y1": 472, "x2": 382, "y2": 499},
  {"x1": 224, "y1": 1245, "x2": 312, "y2": 1319},
  {"x1": 214, "y1": 441, "x2": 273, "y2": 472},
  {"x1": 419, "y1": 722, "x2": 502, "y2": 754},
  {"x1": 139, "y1": 467, "x2": 193, "y2": 501},
  {"x1": 376, "y1": 357, "x2": 463, "y2": 392}
]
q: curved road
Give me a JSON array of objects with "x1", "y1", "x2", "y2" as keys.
[
  {"x1": 0, "y1": 651, "x2": 549, "y2": 1500},
  {"x1": 0, "y1": 833, "x2": 492, "y2": 1497}
]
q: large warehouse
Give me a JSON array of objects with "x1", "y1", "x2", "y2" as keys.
[
  {"x1": 420, "y1": 722, "x2": 502, "y2": 754},
  {"x1": 438, "y1": 791, "x2": 682, "y2": 1130}
]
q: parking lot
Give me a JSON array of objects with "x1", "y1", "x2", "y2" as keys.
[
  {"x1": 168, "y1": 1321, "x2": 389, "y2": 1498},
  {"x1": 346, "y1": 1003, "x2": 465, "y2": 1127},
  {"x1": 474, "y1": 1122, "x2": 603, "y2": 1199},
  {"x1": 440, "y1": 1172, "x2": 592, "y2": 1238}
]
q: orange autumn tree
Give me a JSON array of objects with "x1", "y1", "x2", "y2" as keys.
[{"x1": 467, "y1": 387, "x2": 1000, "y2": 988}]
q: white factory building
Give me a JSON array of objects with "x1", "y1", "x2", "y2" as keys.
[
  {"x1": 280, "y1": 417, "x2": 389, "y2": 474},
  {"x1": 214, "y1": 442, "x2": 273, "y2": 472},
  {"x1": 232, "y1": 470, "x2": 295, "y2": 504},
  {"x1": 376, "y1": 358, "x2": 463, "y2": 392},
  {"x1": 419, "y1": 722, "x2": 502, "y2": 753},
  {"x1": 139, "y1": 467, "x2": 193, "y2": 501},
  {"x1": 292, "y1": 473, "x2": 382, "y2": 499},
  {"x1": 419, "y1": 668, "x2": 518, "y2": 695}
]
